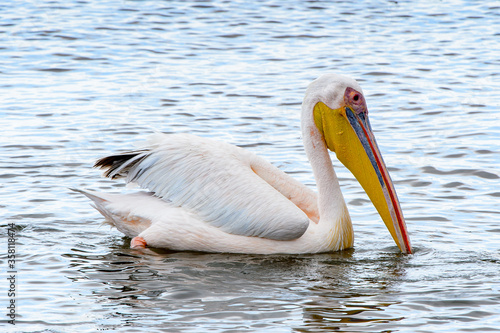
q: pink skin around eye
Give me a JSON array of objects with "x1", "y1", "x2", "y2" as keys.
[{"x1": 344, "y1": 87, "x2": 368, "y2": 115}]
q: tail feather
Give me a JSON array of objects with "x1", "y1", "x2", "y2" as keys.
[
  {"x1": 70, "y1": 187, "x2": 106, "y2": 204},
  {"x1": 71, "y1": 188, "x2": 153, "y2": 237}
]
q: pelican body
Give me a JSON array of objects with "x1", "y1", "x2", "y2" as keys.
[{"x1": 75, "y1": 74, "x2": 412, "y2": 254}]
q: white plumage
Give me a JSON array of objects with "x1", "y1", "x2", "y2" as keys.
[
  {"x1": 74, "y1": 74, "x2": 411, "y2": 254},
  {"x1": 100, "y1": 133, "x2": 317, "y2": 240}
]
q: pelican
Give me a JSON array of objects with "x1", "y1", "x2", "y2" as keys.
[{"x1": 74, "y1": 74, "x2": 412, "y2": 254}]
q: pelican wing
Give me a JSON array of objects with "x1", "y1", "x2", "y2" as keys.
[{"x1": 95, "y1": 133, "x2": 316, "y2": 241}]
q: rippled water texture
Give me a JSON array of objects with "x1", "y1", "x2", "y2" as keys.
[{"x1": 2, "y1": 1, "x2": 499, "y2": 332}]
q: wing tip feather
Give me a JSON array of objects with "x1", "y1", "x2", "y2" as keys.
[{"x1": 94, "y1": 150, "x2": 150, "y2": 179}]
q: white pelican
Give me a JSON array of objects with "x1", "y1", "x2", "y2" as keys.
[{"x1": 74, "y1": 74, "x2": 412, "y2": 254}]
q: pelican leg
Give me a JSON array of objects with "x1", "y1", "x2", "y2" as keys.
[{"x1": 130, "y1": 236, "x2": 147, "y2": 249}]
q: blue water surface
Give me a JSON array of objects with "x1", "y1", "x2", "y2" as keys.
[{"x1": 1, "y1": 1, "x2": 499, "y2": 332}]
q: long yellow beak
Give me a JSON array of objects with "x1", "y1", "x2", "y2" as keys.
[{"x1": 314, "y1": 87, "x2": 412, "y2": 254}]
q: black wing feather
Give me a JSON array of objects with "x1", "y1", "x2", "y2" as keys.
[{"x1": 94, "y1": 150, "x2": 150, "y2": 179}]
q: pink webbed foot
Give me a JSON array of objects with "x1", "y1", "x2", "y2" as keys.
[{"x1": 130, "y1": 236, "x2": 147, "y2": 249}]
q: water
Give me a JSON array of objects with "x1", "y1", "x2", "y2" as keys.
[{"x1": 1, "y1": 0, "x2": 499, "y2": 331}]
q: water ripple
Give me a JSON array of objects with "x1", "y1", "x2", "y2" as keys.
[{"x1": 1, "y1": 0, "x2": 499, "y2": 332}]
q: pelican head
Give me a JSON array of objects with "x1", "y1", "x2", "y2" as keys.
[{"x1": 303, "y1": 74, "x2": 412, "y2": 254}]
